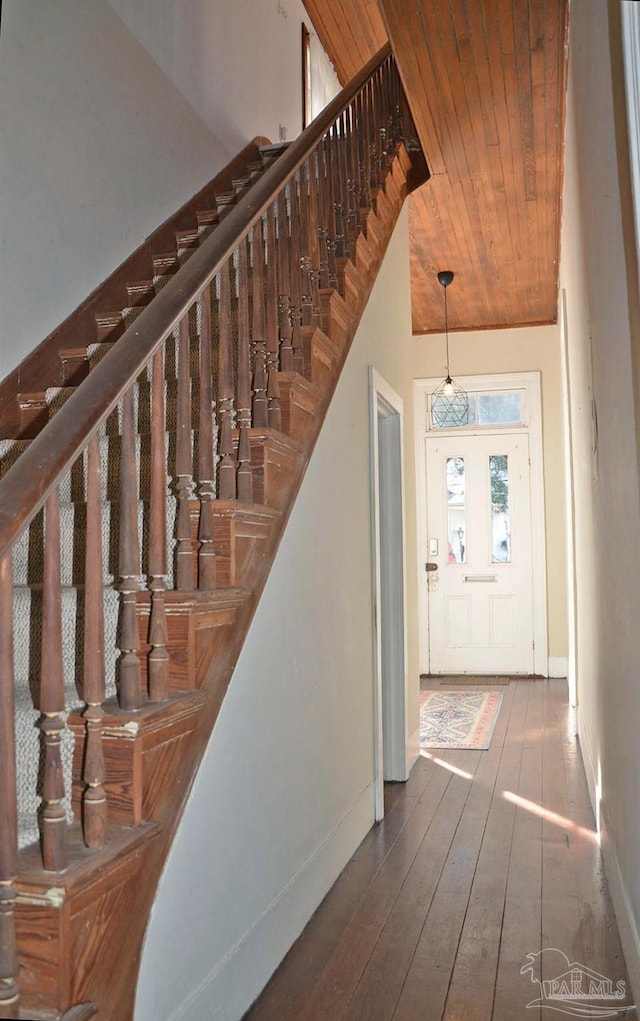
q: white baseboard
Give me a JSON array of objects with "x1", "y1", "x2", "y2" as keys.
[
  {"x1": 548, "y1": 656, "x2": 568, "y2": 678},
  {"x1": 166, "y1": 783, "x2": 375, "y2": 1021},
  {"x1": 600, "y1": 806, "x2": 640, "y2": 1012},
  {"x1": 407, "y1": 723, "x2": 420, "y2": 775},
  {"x1": 578, "y1": 709, "x2": 640, "y2": 1011}
]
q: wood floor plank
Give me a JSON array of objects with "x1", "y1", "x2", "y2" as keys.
[
  {"x1": 440, "y1": 681, "x2": 532, "y2": 1020},
  {"x1": 389, "y1": 685, "x2": 520, "y2": 1020},
  {"x1": 492, "y1": 679, "x2": 544, "y2": 1020},
  {"x1": 243, "y1": 679, "x2": 637, "y2": 1021},
  {"x1": 244, "y1": 757, "x2": 442, "y2": 1020},
  {"x1": 294, "y1": 766, "x2": 458, "y2": 1021}
]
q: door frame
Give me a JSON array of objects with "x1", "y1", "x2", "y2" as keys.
[
  {"x1": 369, "y1": 367, "x2": 408, "y2": 822},
  {"x1": 414, "y1": 371, "x2": 548, "y2": 677}
]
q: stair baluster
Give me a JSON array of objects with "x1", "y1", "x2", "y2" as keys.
[
  {"x1": 325, "y1": 134, "x2": 338, "y2": 289},
  {"x1": 289, "y1": 174, "x2": 305, "y2": 376},
  {"x1": 317, "y1": 142, "x2": 331, "y2": 292},
  {"x1": 197, "y1": 284, "x2": 217, "y2": 589},
  {"x1": 117, "y1": 387, "x2": 142, "y2": 709},
  {"x1": 175, "y1": 316, "x2": 196, "y2": 590},
  {"x1": 237, "y1": 237, "x2": 254, "y2": 504},
  {"x1": 298, "y1": 162, "x2": 313, "y2": 331},
  {"x1": 81, "y1": 433, "x2": 107, "y2": 848},
  {"x1": 251, "y1": 220, "x2": 269, "y2": 430},
  {"x1": 147, "y1": 349, "x2": 170, "y2": 701},
  {"x1": 0, "y1": 554, "x2": 19, "y2": 1019},
  {"x1": 217, "y1": 262, "x2": 238, "y2": 500},
  {"x1": 265, "y1": 206, "x2": 282, "y2": 432},
  {"x1": 305, "y1": 155, "x2": 323, "y2": 328},
  {"x1": 277, "y1": 188, "x2": 294, "y2": 374},
  {"x1": 40, "y1": 488, "x2": 68, "y2": 872}
]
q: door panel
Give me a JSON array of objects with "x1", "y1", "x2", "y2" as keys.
[{"x1": 426, "y1": 433, "x2": 533, "y2": 674}]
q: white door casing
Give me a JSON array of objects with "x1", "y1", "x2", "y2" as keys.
[
  {"x1": 369, "y1": 367, "x2": 408, "y2": 821},
  {"x1": 414, "y1": 372, "x2": 548, "y2": 677}
]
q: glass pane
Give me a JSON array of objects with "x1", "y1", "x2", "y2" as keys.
[
  {"x1": 478, "y1": 391, "x2": 522, "y2": 425},
  {"x1": 429, "y1": 390, "x2": 523, "y2": 430},
  {"x1": 490, "y1": 454, "x2": 511, "y2": 562},
  {"x1": 446, "y1": 457, "x2": 466, "y2": 563}
]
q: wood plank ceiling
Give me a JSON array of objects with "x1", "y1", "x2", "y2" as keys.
[{"x1": 302, "y1": 0, "x2": 568, "y2": 334}]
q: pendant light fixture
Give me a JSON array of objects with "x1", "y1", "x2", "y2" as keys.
[{"x1": 431, "y1": 270, "x2": 469, "y2": 427}]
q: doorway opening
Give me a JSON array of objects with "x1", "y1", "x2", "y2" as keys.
[
  {"x1": 415, "y1": 372, "x2": 548, "y2": 678},
  {"x1": 369, "y1": 368, "x2": 408, "y2": 821}
]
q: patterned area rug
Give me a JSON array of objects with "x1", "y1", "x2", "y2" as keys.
[{"x1": 420, "y1": 690, "x2": 504, "y2": 750}]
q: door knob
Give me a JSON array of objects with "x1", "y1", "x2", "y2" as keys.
[{"x1": 425, "y1": 562, "x2": 439, "y2": 572}]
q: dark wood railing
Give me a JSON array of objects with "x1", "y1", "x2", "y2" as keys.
[{"x1": 0, "y1": 43, "x2": 420, "y2": 1016}]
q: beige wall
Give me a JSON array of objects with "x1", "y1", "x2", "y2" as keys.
[
  {"x1": 559, "y1": 0, "x2": 640, "y2": 1001},
  {"x1": 411, "y1": 324, "x2": 568, "y2": 665},
  {"x1": 137, "y1": 210, "x2": 418, "y2": 1021}
]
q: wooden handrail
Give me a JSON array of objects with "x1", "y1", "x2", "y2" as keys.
[{"x1": 0, "y1": 43, "x2": 394, "y2": 561}]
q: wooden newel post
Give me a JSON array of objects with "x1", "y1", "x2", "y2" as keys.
[
  {"x1": 40, "y1": 488, "x2": 68, "y2": 872},
  {"x1": 0, "y1": 555, "x2": 19, "y2": 1018},
  {"x1": 82, "y1": 434, "x2": 107, "y2": 848}
]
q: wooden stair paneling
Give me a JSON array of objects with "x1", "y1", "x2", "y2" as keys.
[
  {"x1": 70, "y1": 692, "x2": 210, "y2": 828},
  {"x1": 300, "y1": 326, "x2": 338, "y2": 390},
  {"x1": 15, "y1": 824, "x2": 160, "y2": 1017},
  {"x1": 277, "y1": 371, "x2": 323, "y2": 445}
]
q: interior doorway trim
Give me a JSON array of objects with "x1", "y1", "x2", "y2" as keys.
[
  {"x1": 369, "y1": 367, "x2": 408, "y2": 822},
  {"x1": 414, "y1": 371, "x2": 548, "y2": 677}
]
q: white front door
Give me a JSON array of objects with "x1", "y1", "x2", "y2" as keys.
[{"x1": 425, "y1": 432, "x2": 534, "y2": 674}]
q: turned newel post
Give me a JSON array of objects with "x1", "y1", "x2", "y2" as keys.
[
  {"x1": 82, "y1": 433, "x2": 107, "y2": 848},
  {"x1": 148, "y1": 347, "x2": 170, "y2": 701},
  {"x1": 197, "y1": 284, "x2": 217, "y2": 589},
  {"x1": 40, "y1": 488, "x2": 68, "y2": 872},
  {"x1": 0, "y1": 554, "x2": 19, "y2": 1018}
]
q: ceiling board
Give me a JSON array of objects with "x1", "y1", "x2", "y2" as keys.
[{"x1": 303, "y1": 0, "x2": 568, "y2": 333}]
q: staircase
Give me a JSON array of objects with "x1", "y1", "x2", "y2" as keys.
[{"x1": 0, "y1": 45, "x2": 428, "y2": 1020}]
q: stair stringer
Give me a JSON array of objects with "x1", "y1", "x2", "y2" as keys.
[{"x1": 13, "y1": 145, "x2": 411, "y2": 1021}]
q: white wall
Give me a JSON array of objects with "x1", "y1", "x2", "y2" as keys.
[
  {"x1": 107, "y1": 0, "x2": 338, "y2": 151},
  {"x1": 135, "y1": 208, "x2": 419, "y2": 1021},
  {"x1": 561, "y1": 0, "x2": 640, "y2": 1002},
  {"x1": 0, "y1": 0, "x2": 338, "y2": 381}
]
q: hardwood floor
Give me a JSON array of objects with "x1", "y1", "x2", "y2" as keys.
[{"x1": 243, "y1": 679, "x2": 638, "y2": 1021}]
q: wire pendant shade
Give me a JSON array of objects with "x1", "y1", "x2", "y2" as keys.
[
  {"x1": 431, "y1": 375, "x2": 470, "y2": 427},
  {"x1": 431, "y1": 270, "x2": 469, "y2": 427}
]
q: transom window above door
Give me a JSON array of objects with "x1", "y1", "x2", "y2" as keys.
[{"x1": 428, "y1": 389, "x2": 526, "y2": 431}]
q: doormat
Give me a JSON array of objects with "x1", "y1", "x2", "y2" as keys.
[{"x1": 420, "y1": 690, "x2": 504, "y2": 750}]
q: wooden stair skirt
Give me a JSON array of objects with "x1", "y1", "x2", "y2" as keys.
[{"x1": 0, "y1": 45, "x2": 427, "y2": 1021}]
